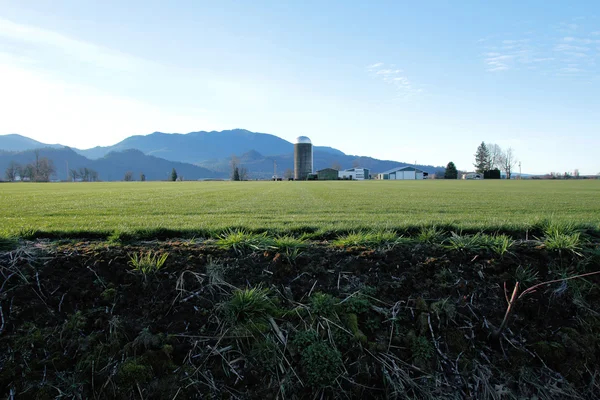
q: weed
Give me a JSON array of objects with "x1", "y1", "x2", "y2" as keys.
[
  {"x1": 410, "y1": 335, "x2": 433, "y2": 361},
  {"x1": 514, "y1": 265, "x2": 539, "y2": 287},
  {"x1": 129, "y1": 251, "x2": 168, "y2": 274},
  {"x1": 250, "y1": 337, "x2": 280, "y2": 373},
  {"x1": 300, "y1": 341, "x2": 343, "y2": 388},
  {"x1": 310, "y1": 292, "x2": 338, "y2": 317},
  {"x1": 117, "y1": 360, "x2": 153, "y2": 386},
  {"x1": 430, "y1": 298, "x2": 456, "y2": 326},
  {"x1": 292, "y1": 330, "x2": 320, "y2": 352},
  {"x1": 341, "y1": 293, "x2": 371, "y2": 314}
]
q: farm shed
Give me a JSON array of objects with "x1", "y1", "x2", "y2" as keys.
[
  {"x1": 462, "y1": 172, "x2": 484, "y2": 180},
  {"x1": 339, "y1": 168, "x2": 370, "y2": 180},
  {"x1": 316, "y1": 168, "x2": 339, "y2": 180},
  {"x1": 377, "y1": 166, "x2": 427, "y2": 180}
]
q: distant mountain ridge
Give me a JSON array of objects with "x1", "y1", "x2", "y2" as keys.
[
  {"x1": 0, "y1": 134, "x2": 63, "y2": 152},
  {"x1": 0, "y1": 130, "x2": 445, "y2": 180},
  {"x1": 75, "y1": 129, "x2": 345, "y2": 163}
]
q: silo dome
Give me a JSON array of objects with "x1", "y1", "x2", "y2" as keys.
[
  {"x1": 295, "y1": 136, "x2": 312, "y2": 144},
  {"x1": 294, "y1": 136, "x2": 313, "y2": 180}
]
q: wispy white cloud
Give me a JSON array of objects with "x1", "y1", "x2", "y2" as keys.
[
  {"x1": 0, "y1": 17, "x2": 150, "y2": 72},
  {"x1": 479, "y1": 20, "x2": 600, "y2": 77},
  {"x1": 366, "y1": 63, "x2": 423, "y2": 98}
]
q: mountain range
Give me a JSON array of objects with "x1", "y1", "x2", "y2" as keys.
[{"x1": 0, "y1": 130, "x2": 444, "y2": 181}]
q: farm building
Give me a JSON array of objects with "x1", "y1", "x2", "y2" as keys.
[
  {"x1": 316, "y1": 168, "x2": 339, "y2": 180},
  {"x1": 339, "y1": 168, "x2": 370, "y2": 180},
  {"x1": 462, "y1": 172, "x2": 484, "y2": 180},
  {"x1": 377, "y1": 166, "x2": 427, "y2": 180}
]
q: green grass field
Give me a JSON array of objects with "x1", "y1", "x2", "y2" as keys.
[{"x1": 1, "y1": 180, "x2": 599, "y2": 238}]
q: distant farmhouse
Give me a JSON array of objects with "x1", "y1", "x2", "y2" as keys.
[
  {"x1": 316, "y1": 167, "x2": 371, "y2": 180},
  {"x1": 377, "y1": 166, "x2": 428, "y2": 180},
  {"x1": 339, "y1": 168, "x2": 370, "y2": 180},
  {"x1": 462, "y1": 172, "x2": 484, "y2": 180},
  {"x1": 316, "y1": 168, "x2": 339, "y2": 180}
]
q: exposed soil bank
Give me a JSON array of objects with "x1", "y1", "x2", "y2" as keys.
[{"x1": 1, "y1": 239, "x2": 599, "y2": 399}]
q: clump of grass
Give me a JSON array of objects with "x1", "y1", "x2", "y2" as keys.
[
  {"x1": 128, "y1": 251, "x2": 168, "y2": 274},
  {"x1": 489, "y1": 234, "x2": 515, "y2": 257},
  {"x1": 333, "y1": 230, "x2": 402, "y2": 248},
  {"x1": 514, "y1": 265, "x2": 539, "y2": 287},
  {"x1": 269, "y1": 235, "x2": 308, "y2": 262},
  {"x1": 444, "y1": 232, "x2": 488, "y2": 252},
  {"x1": 543, "y1": 225, "x2": 582, "y2": 254},
  {"x1": 216, "y1": 229, "x2": 268, "y2": 253},
  {"x1": 416, "y1": 226, "x2": 445, "y2": 244},
  {"x1": 223, "y1": 286, "x2": 275, "y2": 333},
  {"x1": 269, "y1": 235, "x2": 307, "y2": 252}
]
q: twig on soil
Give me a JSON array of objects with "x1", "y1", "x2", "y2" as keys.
[
  {"x1": 35, "y1": 271, "x2": 46, "y2": 298},
  {"x1": 0, "y1": 304, "x2": 5, "y2": 335},
  {"x1": 0, "y1": 272, "x2": 16, "y2": 295},
  {"x1": 86, "y1": 266, "x2": 107, "y2": 289},
  {"x1": 268, "y1": 317, "x2": 286, "y2": 346},
  {"x1": 495, "y1": 270, "x2": 600, "y2": 338},
  {"x1": 58, "y1": 292, "x2": 67, "y2": 312},
  {"x1": 307, "y1": 280, "x2": 318, "y2": 299}
]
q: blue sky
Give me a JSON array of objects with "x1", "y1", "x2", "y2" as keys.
[{"x1": 0, "y1": 1, "x2": 599, "y2": 174}]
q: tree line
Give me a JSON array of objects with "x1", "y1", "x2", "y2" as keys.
[
  {"x1": 4, "y1": 151, "x2": 56, "y2": 182},
  {"x1": 443, "y1": 142, "x2": 518, "y2": 179}
]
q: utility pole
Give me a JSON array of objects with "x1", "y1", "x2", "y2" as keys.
[
  {"x1": 273, "y1": 160, "x2": 277, "y2": 180},
  {"x1": 66, "y1": 160, "x2": 69, "y2": 182},
  {"x1": 518, "y1": 161, "x2": 522, "y2": 180}
]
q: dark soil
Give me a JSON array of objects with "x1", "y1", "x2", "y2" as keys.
[{"x1": 1, "y1": 238, "x2": 599, "y2": 399}]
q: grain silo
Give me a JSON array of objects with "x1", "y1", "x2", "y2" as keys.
[{"x1": 294, "y1": 136, "x2": 313, "y2": 180}]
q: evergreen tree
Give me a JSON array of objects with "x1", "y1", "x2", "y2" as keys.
[
  {"x1": 444, "y1": 161, "x2": 458, "y2": 179},
  {"x1": 233, "y1": 167, "x2": 240, "y2": 181},
  {"x1": 170, "y1": 168, "x2": 178, "y2": 181},
  {"x1": 474, "y1": 142, "x2": 489, "y2": 173}
]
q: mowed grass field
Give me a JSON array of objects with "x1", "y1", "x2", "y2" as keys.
[{"x1": 1, "y1": 180, "x2": 599, "y2": 238}]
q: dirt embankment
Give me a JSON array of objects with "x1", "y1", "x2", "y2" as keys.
[{"x1": 1, "y1": 239, "x2": 599, "y2": 399}]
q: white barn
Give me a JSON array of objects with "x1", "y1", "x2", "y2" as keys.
[
  {"x1": 339, "y1": 168, "x2": 370, "y2": 180},
  {"x1": 377, "y1": 166, "x2": 427, "y2": 180}
]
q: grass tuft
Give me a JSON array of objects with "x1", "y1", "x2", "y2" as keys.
[
  {"x1": 333, "y1": 230, "x2": 404, "y2": 248},
  {"x1": 216, "y1": 229, "x2": 268, "y2": 253},
  {"x1": 544, "y1": 224, "x2": 582, "y2": 254},
  {"x1": 224, "y1": 286, "x2": 275, "y2": 331},
  {"x1": 128, "y1": 251, "x2": 168, "y2": 274}
]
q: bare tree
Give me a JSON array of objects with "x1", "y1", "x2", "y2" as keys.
[
  {"x1": 34, "y1": 158, "x2": 55, "y2": 181},
  {"x1": 284, "y1": 168, "x2": 293, "y2": 179},
  {"x1": 5, "y1": 161, "x2": 21, "y2": 181},
  {"x1": 487, "y1": 143, "x2": 502, "y2": 170},
  {"x1": 124, "y1": 171, "x2": 134, "y2": 181},
  {"x1": 331, "y1": 161, "x2": 342, "y2": 171},
  {"x1": 498, "y1": 147, "x2": 517, "y2": 179},
  {"x1": 22, "y1": 164, "x2": 34, "y2": 181},
  {"x1": 239, "y1": 167, "x2": 248, "y2": 181},
  {"x1": 352, "y1": 159, "x2": 360, "y2": 168}
]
